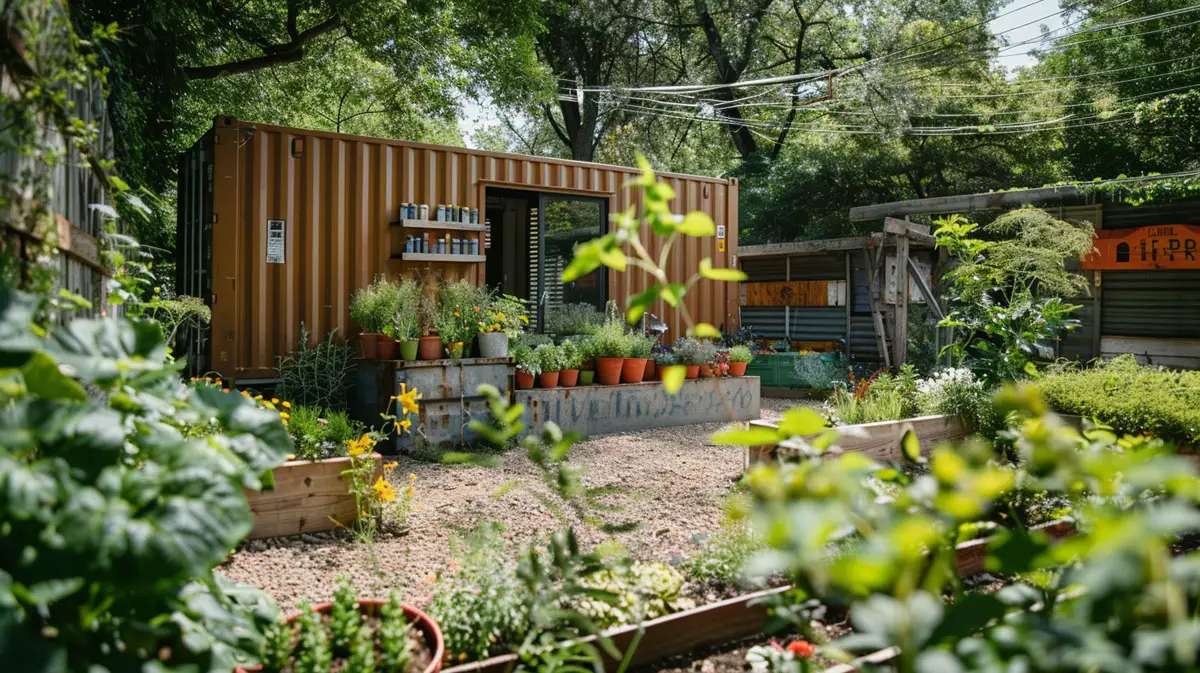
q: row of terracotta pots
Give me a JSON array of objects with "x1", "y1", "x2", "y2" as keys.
[
  {"x1": 361, "y1": 333, "x2": 510, "y2": 361},
  {"x1": 514, "y1": 358, "x2": 749, "y2": 389}
]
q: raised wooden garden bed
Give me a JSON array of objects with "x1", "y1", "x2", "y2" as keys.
[
  {"x1": 245, "y1": 453, "x2": 382, "y2": 539},
  {"x1": 745, "y1": 414, "x2": 970, "y2": 467},
  {"x1": 443, "y1": 519, "x2": 1077, "y2": 673}
]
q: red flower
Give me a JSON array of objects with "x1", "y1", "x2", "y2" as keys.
[{"x1": 786, "y1": 640, "x2": 815, "y2": 658}]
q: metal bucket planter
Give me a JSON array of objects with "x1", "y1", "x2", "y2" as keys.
[{"x1": 477, "y1": 332, "x2": 508, "y2": 359}]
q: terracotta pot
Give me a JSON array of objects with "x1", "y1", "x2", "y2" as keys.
[
  {"x1": 621, "y1": 357, "x2": 648, "y2": 384},
  {"x1": 516, "y1": 371, "x2": 535, "y2": 389},
  {"x1": 579, "y1": 370, "x2": 595, "y2": 385},
  {"x1": 234, "y1": 599, "x2": 444, "y2": 673},
  {"x1": 477, "y1": 332, "x2": 508, "y2": 358},
  {"x1": 698, "y1": 363, "x2": 715, "y2": 378},
  {"x1": 644, "y1": 360, "x2": 656, "y2": 381},
  {"x1": 418, "y1": 336, "x2": 442, "y2": 360},
  {"x1": 685, "y1": 365, "x2": 700, "y2": 379},
  {"x1": 538, "y1": 371, "x2": 560, "y2": 388},
  {"x1": 560, "y1": 369, "x2": 580, "y2": 387},
  {"x1": 729, "y1": 361, "x2": 748, "y2": 376},
  {"x1": 595, "y1": 357, "x2": 624, "y2": 385},
  {"x1": 444, "y1": 342, "x2": 464, "y2": 359},
  {"x1": 360, "y1": 333, "x2": 381, "y2": 359},
  {"x1": 377, "y1": 338, "x2": 398, "y2": 361},
  {"x1": 399, "y1": 339, "x2": 419, "y2": 361}
]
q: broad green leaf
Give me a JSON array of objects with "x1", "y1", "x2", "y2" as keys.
[
  {"x1": 691, "y1": 323, "x2": 721, "y2": 339},
  {"x1": 660, "y1": 283, "x2": 686, "y2": 307},
  {"x1": 776, "y1": 407, "x2": 826, "y2": 438},
  {"x1": 699, "y1": 258, "x2": 747, "y2": 282},
  {"x1": 0, "y1": 288, "x2": 40, "y2": 368},
  {"x1": 661, "y1": 365, "x2": 687, "y2": 393},
  {"x1": 676, "y1": 211, "x2": 715, "y2": 237},
  {"x1": 711, "y1": 427, "x2": 782, "y2": 446},
  {"x1": 901, "y1": 429, "x2": 922, "y2": 463},
  {"x1": 21, "y1": 352, "x2": 86, "y2": 402},
  {"x1": 627, "y1": 286, "x2": 661, "y2": 323}
]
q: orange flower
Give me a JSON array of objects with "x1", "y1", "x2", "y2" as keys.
[
  {"x1": 786, "y1": 641, "x2": 815, "y2": 658},
  {"x1": 453, "y1": 311, "x2": 460, "y2": 317},
  {"x1": 473, "y1": 306, "x2": 481, "y2": 313}
]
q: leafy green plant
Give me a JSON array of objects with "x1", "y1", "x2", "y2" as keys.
[
  {"x1": 575, "y1": 562, "x2": 696, "y2": 629},
  {"x1": 275, "y1": 324, "x2": 356, "y2": 410},
  {"x1": 914, "y1": 367, "x2": 1003, "y2": 439},
  {"x1": 727, "y1": 345, "x2": 753, "y2": 363},
  {"x1": 680, "y1": 522, "x2": 765, "y2": 591},
  {"x1": 672, "y1": 337, "x2": 705, "y2": 366},
  {"x1": 792, "y1": 353, "x2": 846, "y2": 390},
  {"x1": 1039, "y1": 355, "x2": 1200, "y2": 445},
  {"x1": 0, "y1": 285, "x2": 292, "y2": 672},
  {"x1": 534, "y1": 343, "x2": 564, "y2": 372},
  {"x1": 547, "y1": 302, "x2": 606, "y2": 337},
  {"x1": 590, "y1": 321, "x2": 631, "y2": 358},
  {"x1": 512, "y1": 332, "x2": 553, "y2": 350},
  {"x1": 627, "y1": 332, "x2": 655, "y2": 359},
  {"x1": 142, "y1": 291, "x2": 211, "y2": 352},
  {"x1": 513, "y1": 344, "x2": 541, "y2": 376},
  {"x1": 560, "y1": 339, "x2": 584, "y2": 370},
  {"x1": 653, "y1": 351, "x2": 676, "y2": 366},
  {"x1": 826, "y1": 369, "x2": 906, "y2": 425}
]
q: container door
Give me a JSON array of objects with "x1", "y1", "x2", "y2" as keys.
[
  {"x1": 535, "y1": 193, "x2": 607, "y2": 331},
  {"x1": 1100, "y1": 269, "x2": 1200, "y2": 368}
]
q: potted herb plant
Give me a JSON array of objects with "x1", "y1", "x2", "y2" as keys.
[
  {"x1": 350, "y1": 282, "x2": 385, "y2": 358},
  {"x1": 590, "y1": 321, "x2": 630, "y2": 385},
  {"x1": 250, "y1": 577, "x2": 444, "y2": 673},
  {"x1": 652, "y1": 351, "x2": 675, "y2": 381},
  {"x1": 393, "y1": 277, "x2": 423, "y2": 361},
  {"x1": 711, "y1": 349, "x2": 731, "y2": 377},
  {"x1": 622, "y1": 332, "x2": 652, "y2": 384},
  {"x1": 477, "y1": 294, "x2": 528, "y2": 359},
  {"x1": 534, "y1": 343, "x2": 563, "y2": 388},
  {"x1": 697, "y1": 342, "x2": 719, "y2": 377},
  {"x1": 559, "y1": 339, "x2": 582, "y2": 387},
  {"x1": 513, "y1": 345, "x2": 539, "y2": 389},
  {"x1": 673, "y1": 337, "x2": 703, "y2": 379},
  {"x1": 727, "y1": 345, "x2": 753, "y2": 376},
  {"x1": 417, "y1": 293, "x2": 441, "y2": 360},
  {"x1": 578, "y1": 336, "x2": 596, "y2": 385}
]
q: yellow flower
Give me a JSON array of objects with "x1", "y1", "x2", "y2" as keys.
[
  {"x1": 384, "y1": 461, "x2": 398, "y2": 470},
  {"x1": 286, "y1": 454, "x2": 296, "y2": 461},
  {"x1": 399, "y1": 418, "x2": 412, "y2": 433},
  {"x1": 397, "y1": 383, "x2": 422, "y2": 415},
  {"x1": 406, "y1": 486, "x2": 415, "y2": 498},
  {"x1": 279, "y1": 412, "x2": 290, "y2": 420},
  {"x1": 271, "y1": 398, "x2": 280, "y2": 405},
  {"x1": 282, "y1": 401, "x2": 292, "y2": 409},
  {"x1": 408, "y1": 473, "x2": 416, "y2": 482},
  {"x1": 373, "y1": 476, "x2": 396, "y2": 502},
  {"x1": 254, "y1": 394, "x2": 263, "y2": 401},
  {"x1": 346, "y1": 434, "x2": 375, "y2": 456},
  {"x1": 241, "y1": 390, "x2": 251, "y2": 398},
  {"x1": 519, "y1": 315, "x2": 529, "y2": 324},
  {"x1": 496, "y1": 312, "x2": 505, "y2": 321}
]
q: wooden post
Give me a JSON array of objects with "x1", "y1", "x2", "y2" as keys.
[
  {"x1": 864, "y1": 246, "x2": 891, "y2": 369},
  {"x1": 784, "y1": 255, "x2": 791, "y2": 342},
  {"x1": 844, "y1": 251, "x2": 852, "y2": 357},
  {"x1": 892, "y1": 229, "x2": 910, "y2": 368}
]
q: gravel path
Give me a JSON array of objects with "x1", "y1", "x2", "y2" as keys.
[{"x1": 220, "y1": 396, "x2": 820, "y2": 610}]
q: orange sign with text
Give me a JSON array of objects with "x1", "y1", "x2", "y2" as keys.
[{"x1": 1082, "y1": 224, "x2": 1200, "y2": 270}]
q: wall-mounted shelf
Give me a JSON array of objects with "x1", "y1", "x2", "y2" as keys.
[
  {"x1": 393, "y1": 252, "x2": 487, "y2": 263},
  {"x1": 390, "y1": 218, "x2": 487, "y2": 232}
]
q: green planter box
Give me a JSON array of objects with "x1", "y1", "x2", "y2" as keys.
[{"x1": 746, "y1": 352, "x2": 802, "y2": 388}]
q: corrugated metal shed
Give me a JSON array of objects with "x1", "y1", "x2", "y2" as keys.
[
  {"x1": 179, "y1": 117, "x2": 740, "y2": 380},
  {"x1": 1101, "y1": 270, "x2": 1200, "y2": 339},
  {"x1": 789, "y1": 307, "x2": 845, "y2": 341}
]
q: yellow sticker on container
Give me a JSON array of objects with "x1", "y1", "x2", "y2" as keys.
[{"x1": 718, "y1": 239, "x2": 726, "y2": 252}]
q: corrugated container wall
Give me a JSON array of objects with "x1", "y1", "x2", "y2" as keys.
[{"x1": 178, "y1": 117, "x2": 740, "y2": 381}]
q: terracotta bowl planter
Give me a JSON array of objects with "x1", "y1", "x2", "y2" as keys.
[
  {"x1": 685, "y1": 365, "x2": 700, "y2": 379},
  {"x1": 621, "y1": 357, "x2": 648, "y2": 384},
  {"x1": 698, "y1": 363, "x2": 715, "y2": 378},
  {"x1": 235, "y1": 600, "x2": 444, "y2": 673},
  {"x1": 539, "y1": 371, "x2": 560, "y2": 388},
  {"x1": 360, "y1": 333, "x2": 382, "y2": 359},
  {"x1": 399, "y1": 339, "x2": 420, "y2": 361},
  {"x1": 729, "y1": 361, "x2": 749, "y2": 376},
  {"x1": 560, "y1": 369, "x2": 580, "y2": 387},
  {"x1": 644, "y1": 360, "x2": 656, "y2": 381},
  {"x1": 516, "y1": 371, "x2": 535, "y2": 389},
  {"x1": 377, "y1": 338, "x2": 398, "y2": 361},
  {"x1": 579, "y1": 370, "x2": 595, "y2": 385},
  {"x1": 418, "y1": 336, "x2": 442, "y2": 360},
  {"x1": 595, "y1": 357, "x2": 624, "y2": 385}
]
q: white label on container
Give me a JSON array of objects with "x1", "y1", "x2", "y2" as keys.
[
  {"x1": 716, "y1": 224, "x2": 726, "y2": 239},
  {"x1": 266, "y1": 219, "x2": 285, "y2": 263}
]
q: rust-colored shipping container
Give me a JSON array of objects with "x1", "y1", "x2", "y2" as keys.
[{"x1": 178, "y1": 117, "x2": 740, "y2": 382}]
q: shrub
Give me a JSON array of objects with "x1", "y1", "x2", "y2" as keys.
[
  {"x1": 425, "y1": 526, "x2": 529, "y2": 662},
  {"x1": 559, "y1": 339, "x2": 584, "y2": 370},
  {"x1": 792, "y1": 352, "x2": 846, "y2": 390},
  {"x1": 1039, "y1": 355, "x2": 1200, "y2": 445},
  {"x1": 574, "y1": 562, "x2": 696, "y2": 629},
  {"x1": 680, "y1": 523, "x2": 765, "y2": 591},
  {"x1": 826, "y1": 369, "x2": 906, "y2": 425},
  {"x1": 590, "y1": 321, "x2": 631, "y2": 358},
  {"x1": 914, "y1": 367, "x2": 1003, "y2": 438},
  {"x1": 288, "y1": 407, "x2": 369, "y2": 461},
  {"x1": 547, "y1": 303, "x2": 605, "y2": 337},
  {"x1": 276, "y1": 324, "x2": 355, "y2": 410},
  {"x1": 727, "y1": 345, "x2": 753, "y2": 363},
  {"x1": 513, "y1": 344, "x2": 541, "y2": 376},
  {"x1": 627, "y1": 332, "x2": 655, "y2": 359}
]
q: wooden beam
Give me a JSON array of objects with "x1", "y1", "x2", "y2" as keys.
[
  {"x1": 850, "y1": 186, "x2": 1082, "y2": 222},
  {"x1": 892, "y1": 232, "x2": 909, "y2": 367},
  {"x1": 907, "y1": 255, "x2": 944, "y2": 321},
  {"x1": 864, "y1": 247, "x2": 890, "y2": 369},
  {"x1": 738, "y1": 237, "x2": 870, "y2": 258}
]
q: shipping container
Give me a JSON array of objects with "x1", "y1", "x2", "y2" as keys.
[{"x1": 178, "y1": 117, "x2": 740, "y2": 381}]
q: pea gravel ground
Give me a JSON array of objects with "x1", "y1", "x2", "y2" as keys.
[{"x1": 220, "y1": 397, "x2": 814, "y2": 610}]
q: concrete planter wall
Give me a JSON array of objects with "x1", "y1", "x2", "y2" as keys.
[
  {"x1": 245, "y1": 453, "x2": 382, "y2": 539},
  {"x1": 746, "y1": 414, "x2": 970, "y2": 467},
  {"x1": 517, "y1": 376, "x2": 761, "y2": 438}
]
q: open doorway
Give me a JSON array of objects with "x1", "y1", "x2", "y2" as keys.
[{"x1": 484, "y1": 187, "x2": 607, "y2": 331}]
